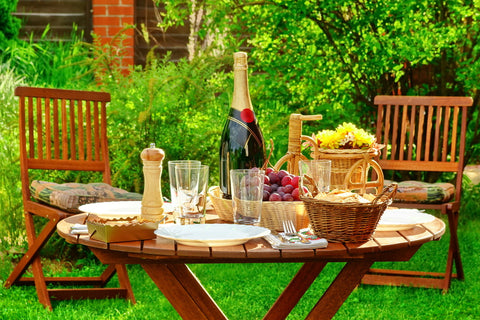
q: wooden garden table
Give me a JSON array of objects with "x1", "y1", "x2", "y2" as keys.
[{"x1": 57, "y1": 213, "x2": 445, "y2": 320}]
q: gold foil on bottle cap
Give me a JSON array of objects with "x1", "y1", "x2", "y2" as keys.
[{"x1": 233, "y1": 52, "x2": 248, "y2": 70}]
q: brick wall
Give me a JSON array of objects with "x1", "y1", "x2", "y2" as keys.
[
  {"x1": 92, "y1": 0, "x2": 135, "y2": 67},
  {"x1": 16, "y1": 0, "x2": 190, "y2": 68}
]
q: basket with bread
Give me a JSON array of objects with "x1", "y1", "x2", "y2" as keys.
[{"x1": 301, "y1": 184, "x2": 397, "y2": 243}]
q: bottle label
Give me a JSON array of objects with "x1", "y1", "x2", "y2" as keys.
[{"x1": 227, "y1": 115, "x2": 263, "y2": 146}]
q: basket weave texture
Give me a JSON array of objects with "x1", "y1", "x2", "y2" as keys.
[
  {"x1": 315, "y1": 149, "x2": 379, "y2": 190},
  {"x1": 301, "y1": 184, "x2": 397, "y2": 243},
  {"x1": 208, "y1": 186, "x2": 309, "y2": 232}
]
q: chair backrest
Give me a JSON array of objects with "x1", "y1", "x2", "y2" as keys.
[
  {"x1": 374, "y1": 95, "x2": 473, "y2": 202},
  {"x1": 15, "y1": 86, "x2": 112, "y2": 203}
]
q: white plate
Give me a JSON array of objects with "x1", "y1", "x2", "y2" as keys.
[
  {"x1": 154, "y1": 224, "x2": 271, "y2": 247},
  {"x1": 376, "y1": 209, "x2": 436, "y2": 231},
  {"x1": 79, "y1": 201, "x2": 174, "y2": 218}
]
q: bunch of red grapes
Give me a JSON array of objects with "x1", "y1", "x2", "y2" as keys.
[{"x1": 263, "y1": 168, "x2": 306, "y2": 201}]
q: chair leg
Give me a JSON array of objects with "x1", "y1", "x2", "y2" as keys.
[
  {"x1": 442, "y1": 245, "x2": 454, "y2": 292},
  {"x1": 441, "y1": 210, "x2": 464, "y2": 293},
  {"x1": 31, "y1": 255, "x2": 53, "y2": 310},
  {"x1": 5, "y1": 211, "x2": 135, "y2": 309},
  {"x1": 447, "y1": 210, "x2": 464, "y2": 280},
  {"x1": 4, "y1": 212, "x2": 58, "y2": 288},
  {"x1": 26, "y1": 211, "x2": 56, "y2": 309},
  {"x1": 362, "y1": 210, "x2": 463, "y2": 292}
]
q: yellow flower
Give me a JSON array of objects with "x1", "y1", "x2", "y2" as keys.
[
  {"x1": 316, "y1": 130, "x2": 339, "y2": 149},
  {"x1": 314, "y1": 122, "x2": 375, "y2": 150}
]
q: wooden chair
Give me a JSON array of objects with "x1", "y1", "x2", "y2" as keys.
[
  {"x1": 362, "y1": 95, "x2": 472, "y2": 292},
  {"x1": 4, "y1": 87, "x2": 136, "y2": 309}
]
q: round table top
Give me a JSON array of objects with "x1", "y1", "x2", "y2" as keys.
[{"x1": 57, "y1": 212, "x2": 445, "y2": 263}]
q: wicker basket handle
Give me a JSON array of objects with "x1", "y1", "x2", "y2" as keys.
[
  {"x1": 345, "y1": 158, "x2": 384, "y2": 194},
  {"x1": 296, "y1": 114, "x2": 323, "y2": 121},
  {"x1": 273, "y1": 113, "x2": 323, "y2": 174},
  {"x1": 372, "y1": 183, "x2": 398, "y2": 206}
]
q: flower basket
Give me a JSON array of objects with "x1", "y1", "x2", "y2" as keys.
[
  {"x1": 208, "y1": 186, "x2": 309, "y2": 232},
  {"x1": 301, "y1": 184, "x2": 397, "y2": 243},
  {"x1": 304, "y1": 122, "x2": 384, "y2": 192},
  {"x1": 315, "y1": 148, "x2": 381, "y2": 190}
]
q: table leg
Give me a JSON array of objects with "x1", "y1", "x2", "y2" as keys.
[
  {"x1": 141, "y1": 263, "x2": 228, "y2": 320},
  {"x1": 264, "y1": 261, "x2": 327, "y2": 320},
  {"x1": 306, "y1": 260, "x2": 374, "y2": 320},
  {"x1": 115, "y1": 264, "x2": 136, "y2": 304}
]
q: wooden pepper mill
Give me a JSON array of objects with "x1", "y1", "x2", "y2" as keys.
[{"x1": 140, "y1": 143, "x2": 165, "y2": 221}]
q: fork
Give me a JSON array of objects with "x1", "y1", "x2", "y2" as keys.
[{"x1": 282, "y1": 220, "x2": 310, "y2": 244}]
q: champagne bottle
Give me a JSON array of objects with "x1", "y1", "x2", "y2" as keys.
[{"x1": 220, "y1": 52, "x2": 265, "y2": 199}]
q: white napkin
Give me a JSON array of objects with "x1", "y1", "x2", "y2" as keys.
[
  {"x1": 70, "y1": 223, "x2": 89, "y2": 235},
  {"x1": 264, "y1": 228, "x2": 328, "y2": 250}
]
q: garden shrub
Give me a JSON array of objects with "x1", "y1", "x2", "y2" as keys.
[
  {"x1": 0, "y1": 64, "x2": 24, "y2": 245},
  {"x1": 0, "y1": 0, "x2": 21, "y2": 51},
  {"x1": 1, "y1": 26, "x2": 93, "y2": 88}
]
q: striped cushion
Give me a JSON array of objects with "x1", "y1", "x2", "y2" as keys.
[
  {"x1": 386, "y1": 180, "x2": 455, "y2": 204},
  {"x1": 30, "y1": 180, "x2": 142, "y2": 213}
]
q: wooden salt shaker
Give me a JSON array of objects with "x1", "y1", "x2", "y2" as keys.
[{"x1": 140, "y1": 143, "x2": 165, "y2": 221}]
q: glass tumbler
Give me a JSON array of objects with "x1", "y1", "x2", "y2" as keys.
[{"x1": 230, "y1": 168, "x2": 265, "y2": 225}]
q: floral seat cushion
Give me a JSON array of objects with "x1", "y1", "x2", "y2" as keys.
[
  {"x1": 386, "y1": 180, "x2": 455, "y2": 204},
  {"x1": 30, "y1": 180, "x2": 143, "y2": 213}
]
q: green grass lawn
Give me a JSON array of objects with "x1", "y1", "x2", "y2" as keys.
[{"x1": 1, "y1": 212, "x2": 479, "y2": 320}]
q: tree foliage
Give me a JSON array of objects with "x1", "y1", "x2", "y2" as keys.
[{"x1": 156, "y1": 0, "x2": 480, "y2": 163}]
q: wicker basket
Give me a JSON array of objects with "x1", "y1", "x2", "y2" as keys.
[
  {"x1": 301, "y1": 184, "x2": 397, "y2": 243},
  {"x1": 208, "y1": 186, "x2": 309, "y2": 232},
  {"x1": 316, "y1": 148, "x2": 380, "y2": 190}
]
